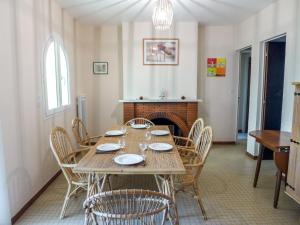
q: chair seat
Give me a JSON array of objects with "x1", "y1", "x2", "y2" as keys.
[
  {"x1": 71, "y1": 173, "x2": 88, "y2": 185},
  {"x1": 72, "y1": 178, "x2": 88, "y2": 186},
  {"x1": 175, "y1": 174, "x2": 194, "y2": 187},
  {"x1": 181, "y1": 174, "x2": 194, "y2": 185}
]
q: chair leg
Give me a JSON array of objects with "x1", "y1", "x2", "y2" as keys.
[
  {"x1": 84, "y1": 208, "x2": 92, "y2": 225},
  {"x1": 273, "y1": 171, "x2": 282, "y2": 208},
  {"x1": 74, "y1": 188, "x2": 78, "y2": 198},
  {"x1": 60, "y1": 184, "x2": 71, "y2": 219},
  {"x1": 91, "y1": 213, "x2": 99, "y2": 225},
  {"x1": 193, "y1": 182, "x2": 207, "y2": 220},
  {"x1": 107, "y1": 175, "x2": 112, "y2": 191}
]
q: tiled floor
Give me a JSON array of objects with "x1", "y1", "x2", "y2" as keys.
[{"x1": 16, "y1": 143, "x2": 300, "y2": 225}]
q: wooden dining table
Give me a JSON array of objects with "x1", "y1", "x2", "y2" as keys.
[{"x1": 74, "y1": 125, "x2": 186, "y2": 222}]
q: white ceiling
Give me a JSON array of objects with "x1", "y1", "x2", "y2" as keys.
[{"x1": 56, "y1": 0, "x2": 277, "y2": 26}]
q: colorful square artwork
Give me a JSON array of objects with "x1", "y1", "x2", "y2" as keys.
[{"x1": 207, "y1": 58, "x2": 226, "y2": 76}]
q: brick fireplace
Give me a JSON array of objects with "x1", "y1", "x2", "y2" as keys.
[{"x1": 121, "y1": 100, "x2": 199, "y2": 137}]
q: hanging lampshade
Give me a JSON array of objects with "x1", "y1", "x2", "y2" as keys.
[{"x1": 152, "y1": 0, "x2": 173, "y2": 30}]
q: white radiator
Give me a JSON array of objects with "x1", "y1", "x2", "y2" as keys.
[{"x1": 77, "y1": 95, "x2": 87, "y2": 127}]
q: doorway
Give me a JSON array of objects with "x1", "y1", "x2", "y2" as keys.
[
  {"x1": 261, "y1": 35, "x2": 286, "y2": 159},
  {"x1": 237, "y1": 47, "x2": 252, "y2": 142}
]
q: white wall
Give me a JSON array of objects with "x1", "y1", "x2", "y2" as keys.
[
  {"x1": 0, "y1": 121, "x2": 11, "y2": 225},
  {"x1": 198, "y1": 26, "x2": 237, "y2": 141},
  {"x1": 75, "y1": 24, "x2": 123, "y2": 135},
  {"x1": 235, "y1": 0, "x2": 300, "y2": 155},
  {"x1": 0, "y1": 0, "x2": 76, "y2": 217},
  {"x1": 122, "y1": 22, "x2": 198, "y2": 100}
]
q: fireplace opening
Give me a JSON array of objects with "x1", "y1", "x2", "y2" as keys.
[{"x1": 151, "y1": 118, "x2": 183, "y2": 136}]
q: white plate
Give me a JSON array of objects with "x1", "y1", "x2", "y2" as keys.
[
  {"x1": 131, "y1": 124, "x2": 147, "y2": 129},
  {"x1": 105, "y1": 130, "x2": 125, "y2": 136},
  {"x1": 150, "y1": 130, "x2": 170, "y2": 136},
  {"x1": 113, "y1": 154, "x2": 144, "y2": 165},
  {"x1": 149, "y1": 143, "x2": 173, "y2": 152},
  {"x1": 96, "y1": 143, "x2": 121, "y2": 152}
]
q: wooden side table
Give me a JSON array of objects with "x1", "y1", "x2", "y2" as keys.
[{"x1": 249, "y1": 130, "x2": 291, "y2": 208}]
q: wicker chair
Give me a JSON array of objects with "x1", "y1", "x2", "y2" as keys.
[
  {"x1": 195, "y1": 126, "x2": 213, "y2": 159},
  {"x1": 72, "y1": 117, "x2": 101, "y2": 147},
  {"x1": 124, "y1": 117, "x2": 155, "y2": 127},
  {"x1": 173, "y1": 118, "x2": 204, "y2": 148},
  {"x1": 50, "y1": 127, "x2": 89, "y2": 219},
  {"x1": 176, "y1": 126, "x2": 213, "y2": 220},
  {"x1": 83, "y1": 189, "x2": 178, "y2": 225}
]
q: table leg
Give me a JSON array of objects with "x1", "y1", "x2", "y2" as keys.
[
  {"x1": 84, "y1": 173, "x2": 107, "y2": 225},
  {"x1": 170, "y1": 175, "x2": 176, "y2": 204},
  {"x1": 155, "y1": 175, "x2": 163, "y2": 193},
  {"x1": 273, "y1": 170, "x2": 282, "y2": 208},
  {"x1": 155, "y1": 175, "x2": 173, "y2": 197},
  {"x1": 253, "y1": 145, "x2": 264, "y2": 187},
  {"x1": 154, "y1": 175, "x2": 179, "y2": 225},
  {"x1": 86, "y1": 173, "x2": 96, "y2": 198},
  {"x1": 84, "y1": 173, "x2": 95, "y2": 225},
  {"x1": 96, "y1": 174, "x2": 107, "y2": 193}
]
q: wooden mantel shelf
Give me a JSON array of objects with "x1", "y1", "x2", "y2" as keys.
[{"x1": 119, "y1": 99, "x2": 202, "y2": 103}]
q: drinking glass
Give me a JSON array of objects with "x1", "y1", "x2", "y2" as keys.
[
  {"x1": 118, "y1": 136, "x2": 126, "y2": 149},
  {"x1": 120, "y1": 125, "x2": 127, "y2": 135},
  {"x1": 145, "y1": 131, "x2": 151, "y2": 142},
  {"x1": 139, "y1": 142, "x2": 148, "y2": 159}
]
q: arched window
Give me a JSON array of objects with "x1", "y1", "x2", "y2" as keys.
[{"x1": 43, "y1": 35, "x2": 70, "y2": 115}]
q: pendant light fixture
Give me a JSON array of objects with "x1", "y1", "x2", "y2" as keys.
[{"x1": 152, "y1": 0, "x2": 173, "y2": 30}]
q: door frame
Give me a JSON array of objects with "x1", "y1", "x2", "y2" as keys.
[
  {"x1": 259, "y1": 33, "x2": 287, "y2": 130},
  {"x1": 235, "y1": 46, "x2": 252, "y2": 141}
]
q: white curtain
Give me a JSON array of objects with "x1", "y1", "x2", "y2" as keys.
[{"x1": 0, "y1": 121, "x2": 11, "y2": 225}]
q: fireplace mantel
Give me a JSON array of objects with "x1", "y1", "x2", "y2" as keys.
[
  {"x1": 121, "y1": 100, "x2": 199, "y2": 136},
  {"x1": 119, "y1": 99, "x2": 202, "y2": 103}
]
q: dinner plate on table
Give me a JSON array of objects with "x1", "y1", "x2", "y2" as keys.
[
  {"x1": 96, "y1": 143, "x2": 121, "y2": 153},
  {"x1": 149, "y1": 143, "x2": 173, "y2": 152},
  {"x1": 150, "y1": 130, "x2": 170, "y2": 136},
  {"x1": 105, "y1": 130, "x2": 125, "y2": 136},
  {"x1": 131, "y1": 124, "x2": 148, "y2": 129},
  {"x1": 113, "y1": 154, "x2": 144, "y2": 165}
]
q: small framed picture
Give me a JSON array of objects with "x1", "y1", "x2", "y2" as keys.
[{"x1": 93, "y1": 62, "x2": 108, "y2": 75}]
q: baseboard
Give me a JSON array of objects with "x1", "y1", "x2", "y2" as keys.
[
  {"x1": 246, "y1": 152, "x2": 258, "y2": 160},
  {"x1": 213, "y1": 141, "x2": 236, "y2": 145},
  {"x1": 11, "y1": 170, "x2": 62, "y2": 224}
]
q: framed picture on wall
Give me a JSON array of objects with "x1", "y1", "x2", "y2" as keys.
[
  {"x1": 143, "y1": 39, "x2": 179, "y2": 65},
  {"x1": 93, "y1": 62, "x2": 108, "y2": 75},
  {"x1": 207, "y1": 58, "x2": 226, "y2": 76}
]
